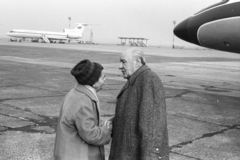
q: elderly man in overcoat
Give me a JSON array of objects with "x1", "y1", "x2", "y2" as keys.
[
  {"x1": 54, "y1": 59, "x2": 112, "y2": 160},
  {"x1": 108, "y1": 48, "x2": 169, "y2": 160}
]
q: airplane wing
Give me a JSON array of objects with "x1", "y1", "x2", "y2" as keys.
[{"x1": 42, "y1": 35, "x2": 70, "y2": 42}]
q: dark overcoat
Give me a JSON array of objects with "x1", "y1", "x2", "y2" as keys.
[
  {"x1": 54, "y1": 84, "x2": 111, "y2": 160},
  {"x1": 109, "y1": 65, "x2": 169, "y2": 160}
]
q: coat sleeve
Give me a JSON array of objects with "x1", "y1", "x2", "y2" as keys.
[
  {"x1": 138, "y1": 74, "x2": 169, "y2": 160},
  {"x1": 74, "y1": 101, "x2": 112, "y2": 146}
]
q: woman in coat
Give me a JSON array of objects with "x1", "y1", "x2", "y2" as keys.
[{"x1": 54, "y1": 59, "x2": 112, "y2": 160}]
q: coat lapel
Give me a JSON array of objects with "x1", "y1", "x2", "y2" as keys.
[
  {"x1": 117, "y1": 81, "x2": 130, "y2": 99},
  {"x1": 74, "y1": 84, "x2": 100, "y2": 121},
  {"x1": 74, "y1": 84, "x2": 98, "y2": 102},
  {"x1": 117, "y1": 65, "x2": 151, "y2": 99}
]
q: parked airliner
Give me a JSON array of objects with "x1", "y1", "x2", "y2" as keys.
[
  {"x1": 6, "y1": 23, "x2": 87, "y2": 43},
  {"x1": 174, "y1": 0, "x2": 240, "y2": 54}
]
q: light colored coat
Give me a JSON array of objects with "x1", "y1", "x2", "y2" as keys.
[
  {"x1": 109, "y1": 65, "x2": 169, "y2": 160},
  {"x1": 54, "y1": 84, "x2": 111, "y2": 160}
]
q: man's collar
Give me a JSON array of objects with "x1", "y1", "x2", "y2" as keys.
[
  {"x1": 128, "y1": 65, "x2": 150, "y2": 86},
  {"x1": 117, "y1": 65, "x2": 150, "y2": 99}
]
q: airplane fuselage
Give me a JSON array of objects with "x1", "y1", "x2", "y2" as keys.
[
  {"x1": 8, "y1": 30, "x2": 68, "y2": 39},
  {"x1": 6, "y1": 23, "x2": 87, "y2": 43},
  {"x1": 7, "y1": 30, "x2": 81, "y2": 42}
]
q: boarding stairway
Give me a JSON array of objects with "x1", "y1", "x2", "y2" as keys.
[
  {"x1": 118, "y1": 37, "x2": 149, "y2": 47},
  {"x1": 41, "y1": 35, "x2": 50, "y2": 43},
  {"x1": 130, "y1": 41, "x2": 148, "y2": 47}
]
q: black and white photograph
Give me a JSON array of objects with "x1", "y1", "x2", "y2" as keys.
[{"x1": 0, "y1": 0, "x2": 239, "y2": 159}]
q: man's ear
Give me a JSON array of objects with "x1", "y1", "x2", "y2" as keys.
[{"x1": 135, "y1": 58, "x2": 142, "y2": 68}]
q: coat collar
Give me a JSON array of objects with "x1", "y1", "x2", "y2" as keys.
[
  {"x1": 85, "y1": 85, "x2": 99, "y2": 102},
  {"x1": 117, "y1": 65, "x2": 150, "y2": 98},
  {"x1": 128, "y1": 65, "x2": 150, "y2": 86},
  {"x1": 74, "y1": 84, "x2": 98, "y2": 102}
]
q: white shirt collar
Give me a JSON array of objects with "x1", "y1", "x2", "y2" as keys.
[{"x1": 84, "y1": 85, "x2": 99, "y2": 102}]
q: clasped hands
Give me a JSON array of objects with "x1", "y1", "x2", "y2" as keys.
[
  {"x1": 104, "y1": 120, "x2": 112, "y2": 132},
  {"x1": 102, "y1": 120, "x2": 113, "y2": 133}
]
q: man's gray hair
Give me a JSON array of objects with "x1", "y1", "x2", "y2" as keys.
[{"x1": 128, "y1": 48, "x2": 146, "y2": 65}]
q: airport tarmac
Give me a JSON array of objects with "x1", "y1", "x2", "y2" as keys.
[{"x1": 0, "y1": 42, "x2": 240, "y2": 160}]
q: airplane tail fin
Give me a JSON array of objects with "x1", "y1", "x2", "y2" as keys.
[
  {"x1": 74, "y1": 23, "x2": 88, "y2": 35},
  {"x1": 63, "y1": 23, "x2": 88, "y2": 36}
]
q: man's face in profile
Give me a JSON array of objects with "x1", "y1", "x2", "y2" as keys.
[{"x1": 119, "y1": 52, "x2": 135, "y2": 79}]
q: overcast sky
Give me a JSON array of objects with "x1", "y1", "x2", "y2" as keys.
[{"x1": 0, "y1": 0, "x2": 220, "y2": 47}]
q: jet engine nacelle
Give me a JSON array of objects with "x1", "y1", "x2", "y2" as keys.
[
  {"x1": 67, "y1": 34, "x2": 80, "y2": 39},
  {"x1": 63, "y1": 29, "x2": 74, "y2": 33}
]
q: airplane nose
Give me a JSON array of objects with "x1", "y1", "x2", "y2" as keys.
[{"x1": 173, "y1": 18, "x2": 191, "y2": 43}]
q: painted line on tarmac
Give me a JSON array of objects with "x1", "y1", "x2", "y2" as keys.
[
  {"x1": 0, "y1": 56, "x2": 124, "y2": 81},
  {"x1": 0, "y1": 56, "x2": 73, "y2": 68}
]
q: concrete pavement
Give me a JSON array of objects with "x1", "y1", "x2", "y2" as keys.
[{"x1": 0, "y1": 42, "x2": 240, "y2": 160}]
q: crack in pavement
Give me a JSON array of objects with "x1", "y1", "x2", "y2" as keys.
[
  {"x1": 168, "y1": 113, "x2": 231, "y2": 127},
  {"x1": 170, "y1": 125, "x2": 240, "y2": 150},
  {"x1": 165, "y1": 90, "x2": 192, "y2": 99},
  {"x1": 0, "y1": 80, "x2": 68, "y2": 95},
  {"x1": 201, "y1": 85, "x2": 231, "y2": 92},
  {"x1": 0, "y1": 102, "x2": 58, "y2": 134},
  {"x1": 0, "y1": 95, "x2": 64, "y2": 103},
  {"x1": 170, "y1": 151, "x2": 202, "y2": 160},
  {"x1": 0, "y1": 99, "x2": 115, "y2": 134},
  {"x1": 0, "y1": 113, "x2": 58, "y2": 134}
]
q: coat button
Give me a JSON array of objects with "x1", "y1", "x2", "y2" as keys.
[{"x1": 156, "y1": 148, "x2": 159, "y2": 151}]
